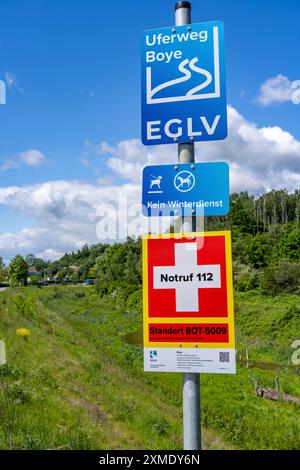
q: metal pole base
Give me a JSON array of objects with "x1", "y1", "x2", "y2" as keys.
[
  {"x1": 183, "y1": 373, "x2": 201, "y2": 450},
  {"x1": 176, "y1": 0, "x2": 201, "y2": 452}
]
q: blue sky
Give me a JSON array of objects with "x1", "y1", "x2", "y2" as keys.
[{"x1": 0, "y1": 0, "x2": 300, "y2": 261}]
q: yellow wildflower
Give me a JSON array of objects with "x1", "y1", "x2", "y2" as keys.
[{"x1": 16, "y1": 328, "x2": 31, "y2": 338}]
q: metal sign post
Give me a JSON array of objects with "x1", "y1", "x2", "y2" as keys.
[
  {"x1": 141, "y1": 0, "x2": 232, "y2": 452},
  {"x1": 175, "y1": 1, "x2": 201, "y2": 451}
]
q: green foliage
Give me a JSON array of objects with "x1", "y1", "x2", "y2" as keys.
[
  {"x1": 0, "y1": 268, "x2": 7, "y2": 282},
  {"x1": 272, "y1": 304, "x2": 300, "y2": 330},
  {"x1": 46, "y1": 243, "x2": 107, "y2": 280},
  {"x1": 56, "y1": 269, "x2": 68, "y2": 280},
  {"x1": 244, "y1": 233, "x2": 273, "y2": 268},
  {"x1": 6, "y1": 382, "x2": 32, "y2": 404},
  {"x1": 32, "y1": 189, "x2": 300, "y2": 296},
  {"x1": 0, "y1": 286, "x2": 299, "y2": 450},
  {"x1": 9, "y1": 189, "x2": 293, "y2": 296},
  {"x1": 2, "y1": 188, "x2": 300, "y2": 449},
  {"x1": 151, "y1": 417, "x2": 169, "y2": 435},
  {"x1": 124, "y1": 238, "x2": 142, "y2": 286},
  {"x1": 0, "y1": 256, "x2": 6, "y2": 280},
  {"x1": 8, "y1": 255, "x2": 28, "y2": 286},
  {"x1": 13, "y1": 293, "x2": 36, "y2": 319},
  {"x1": 260, "y1": 261, "x2": 300, "y2": 295},
  {"x1": 88, "y1": 265, "x2": 97, "y2": 279},
  {"x1": 235, "y1": 291, "x2": 300, "y2": 346},
  {"x1": 280, "y1": 229, "x2": 300, "y2": 261},
  {"x1": 95, "y1": 238, "x2": 141, "y2": 295},
  {"x1": 70, "y1": 271, "x2": 79, "y2": 283},
  {"x1": 233, "y1": 263, "x2": 259, "y2": 292},
  {"x1": 229, "y1": 193, "x2": 256, "y2": 234},
  {"x1": 28, "y1": 275, "x2": 42, "y2": 285}
]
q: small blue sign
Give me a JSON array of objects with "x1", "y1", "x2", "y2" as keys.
[
  {"x1": 142, "y1": 162, "x2": 229, "y2": 217},
  {"x1": 141, "y1": 21, "x2": 227, "y2": 145}
]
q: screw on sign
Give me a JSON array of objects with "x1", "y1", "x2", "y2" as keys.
[{"x1": 142, "y1": 232, "x2": 236, "y2": 374}]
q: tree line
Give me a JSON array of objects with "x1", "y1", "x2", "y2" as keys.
[{"x1": 2, "y1": 190, "x2": 300, "y2": 295}]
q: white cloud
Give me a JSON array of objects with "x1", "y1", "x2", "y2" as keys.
[
  {"x1": 1, "y1": 105, "x2": 300, "y2": 261},
  {"x1": 0, "y1": 160, "x2": 19, "y2": 172},
  {"x1": 0, "y1": 180, "x2": 141, "y2": 261},
  {"x1": 80, "y1": 158, "x2": 89, "y2": 167},
  {"x1": 20, "y1": 149, "x2": 46, "y2": 167},
  {"x1": 4, "y1": 72, "x2": 17, "y2": 88},
  {"x1": 4, "y1": 72, "x2": 24, "y2": 93},
  {"x1": 257, "y1": 74, "x2": 293, "y2": 106},
  {"x1": 1, "y1": 149, "x2": 46, "y2": 171},
  {"x1": 100, "y1": 106, "x2": 300, "y2": 192}
]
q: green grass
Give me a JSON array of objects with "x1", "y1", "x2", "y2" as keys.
[
  {"x1": 0, "y1": 286, "x2": 299, "y2": 450},
  {"x1": 235, "y1": 291, "x2": 300, "y2": 365}
]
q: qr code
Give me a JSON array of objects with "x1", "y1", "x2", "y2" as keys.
[{"x1": 219, "y1": 352, "x2": 230, "y2": 363}]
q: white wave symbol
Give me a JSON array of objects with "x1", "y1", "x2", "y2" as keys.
[{"x1": 148, "y1": 57, "x2": 213, "y2": 102}]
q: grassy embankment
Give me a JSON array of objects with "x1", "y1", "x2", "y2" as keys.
[{"x1": 0, "y1": 285, "x2": 299, "y2": 450}]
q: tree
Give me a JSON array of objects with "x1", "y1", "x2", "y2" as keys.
[
  {"x1": 245, "y1": 233, "x2": 272, "y2": 269},
  {"x1": 94, "y1": 238, "x2": 142, "y2": 295},
  {"x1": 88, "y1": 265, "x2": 97, "y2": 279},
  {"x1": 260, "y1": 261, "x2": 300, "y2": 295},
  {"x1": 229, "y1": 194, "x2": 255, "y2": 234},
  {"x1": 280, "y1": 229, "x2": 300, "y2": 261},
  {"x1": 56, "y1": 269, "x2": 67, "y2": 280},
  {"x1": 70, "y1": 271, "x2": 79, "y2": 284},
  {"x1": 8, "y1": 255, "x2": 29, "y2": 286},
  {"x1": 33, "y1": 257, "x2": 49, "y2": 274},
  {"x1": 0, "y1": 256, "x2": 6, "y2": 282},
  {"x1": 124, "y1": 237, "x2": 142, "y2": 286}
]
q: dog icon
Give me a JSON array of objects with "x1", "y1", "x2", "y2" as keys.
[
  {"x1": 174, "y1": 171, "x2": 195, "y2": 193},
  {"x1": 150, "y1": 175, "x2": 162, "y2": 190},
  {"x1": 176, "y1": 175, "x2": 193, "y2": 189}
]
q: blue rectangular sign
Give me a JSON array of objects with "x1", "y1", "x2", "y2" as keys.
[
  {"x1": 141, "y1": 21, "x2": 227, "y2": 145},
  {"x1": 142, "y1": 162, "x2": 229, "y2": 217}
]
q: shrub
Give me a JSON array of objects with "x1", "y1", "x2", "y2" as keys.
[
  {"x1": 0, "y1": 363, "x2": 25, "y2": 379},
  {"x1": 7, "y1": 383, "x2": 31, "y2": 404},
  {"x1": 245, "y1": 233, "x2": 273, "y2": 268},
  {"x1": 28, "y1": 276, "x2": 41, "y2": 285},
  {"x1": 233, "y1": 262, "x2": 259, "y2": 292},
  {"x1": 13, "y1": 293, "x2": 36, "y2": 319},
  {"x1": 280, "y1": 229, "x2": 300, "y2": 261},
  {"x1": 260, "y1": 261, "x2": 300, "y2": 294},
  {"x1": 73, "y1": 290, "x2": 85, "y2": 298}
]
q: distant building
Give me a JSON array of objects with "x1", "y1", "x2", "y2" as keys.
[{"x1": 28, "y1": 266, "x2": 37, "y2": 274}]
